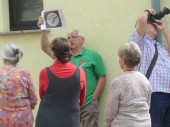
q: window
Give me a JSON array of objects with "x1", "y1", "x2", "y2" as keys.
[{"x1": 9, "y1": 0, "x2": 43, "y2": 31}]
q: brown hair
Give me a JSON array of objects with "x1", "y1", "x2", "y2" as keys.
[{"x1": 50, "y1": 37, "x2": 72, "y2": 63}]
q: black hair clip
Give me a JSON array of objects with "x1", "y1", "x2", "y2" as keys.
[{"x1": 13, "y1": 49, "x2": 19, "y2": 54}]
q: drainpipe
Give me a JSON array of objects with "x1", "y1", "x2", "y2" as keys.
[{"x1": 151, "y1": 0, "x2": 162, "y2": 43}]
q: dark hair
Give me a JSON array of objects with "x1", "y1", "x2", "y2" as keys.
[{"x1": 50, "y1": 37, "x2": 72, "y2": 63}]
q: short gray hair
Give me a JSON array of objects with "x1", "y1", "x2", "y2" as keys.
[
  {"x1": 67, "y1": 29, "x2": 85, "y2": 38},
  {"x1": 1, "y1": 43, "x2": 23, "y2": 64},
  {"x1": 118, "y1": 42, "x2": 141, "y2": 67}
]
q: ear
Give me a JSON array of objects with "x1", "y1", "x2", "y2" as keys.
[
  {"x1": 120, "y1": 58, "x2": 125, "y2": 64},
  {"x1": 122, "y1": 58, "x2": 125, "y2": 65},
  {"x1": 81, "y1": 36, "x2": 85, "y2": 42},
  {"x1": 51, "y1": 52, "x2": 56, "y2": 59},
  {"x1": 82, "y1": 36, "x2": 85, "y2": 40}
]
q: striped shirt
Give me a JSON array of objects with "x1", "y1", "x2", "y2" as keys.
[{"x1": 129, "y1": 29, "x2": 170, "y2": 93}]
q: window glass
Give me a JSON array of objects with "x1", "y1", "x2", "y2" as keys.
[
  {"x1": 9, "y1": 0, "x2": 43, "y2": 31},
  {"x1": 18, "y1": 0, "x2": 43, "y2": 22}
]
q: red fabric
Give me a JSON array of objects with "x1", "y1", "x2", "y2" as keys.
[{"x1": 39, "y1": 60, "x2": 86, "y2": 106}]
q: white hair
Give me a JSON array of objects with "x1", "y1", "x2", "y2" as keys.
[
  {"x1": 68, "y1": 29, "x2": 85, "y2": 38},
  {"x1": 118, "y1": 42, "x2": 141, "y2": 67},
  {"x1": 1, "y1": 43, "x2": 23, "y2": 64}
]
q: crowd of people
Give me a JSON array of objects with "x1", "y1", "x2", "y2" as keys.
[{"x1": 0, "y1": 8, "x2": 170, "y2": 127}]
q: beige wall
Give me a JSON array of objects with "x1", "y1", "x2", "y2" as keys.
[
  {"x1": 0, "y1": 0, "x2": 9, "y2": 32},
  {"x1": 0, "y1": 0, "x2": 170, "y2": 126}
]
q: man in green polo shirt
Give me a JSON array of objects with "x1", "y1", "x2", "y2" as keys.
[
  {"x1": 38, "y1": 18, "x2": 106, "y2": 127},
  {"x1": 68, "y1": 29, "x2": 106, "y2": 127}
]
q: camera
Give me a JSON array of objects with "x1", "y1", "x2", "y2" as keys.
[{"x1": 148, "y1": 7, "x2": 170, "y2": 22}]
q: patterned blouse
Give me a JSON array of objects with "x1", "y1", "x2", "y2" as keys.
[
  {"x1": 105, "y1": 71, "x2": 152, "y2": 127},
  {"x1": 0, "y1": 65, "x2": 37, "y2": 127}
]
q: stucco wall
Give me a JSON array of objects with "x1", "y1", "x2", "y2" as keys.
[{"x1": 0, "y1": 0, "x2": 169, "y2": 127}]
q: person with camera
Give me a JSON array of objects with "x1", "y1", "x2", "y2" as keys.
[{"x1": 129, "y1": 8, "x2": 170, "y2": 127}]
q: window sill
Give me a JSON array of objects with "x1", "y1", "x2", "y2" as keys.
[{"x1": 0, "y1": 29, "x2": 50, "y2": 35}]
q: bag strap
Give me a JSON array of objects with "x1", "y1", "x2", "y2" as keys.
[
  {"x1": 145, "y1": 43, "x2": 158, "y2": 79},
  {"x1": 5, "y1": 67, "x2": 16, "y2": 75},
  {"x1": 0, "y1": 67, "x2": 16, "y2": 83}
]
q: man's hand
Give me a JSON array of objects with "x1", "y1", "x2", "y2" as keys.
[
  {"x1": 148, "y1": 8, "x2": 156, "y2": 16},
  {"x1": 153, "y1": 20, "x2": 166, "y2": 31},
  {"x1": 37, "y1": 16, "x2": 44, "y2": 28}
]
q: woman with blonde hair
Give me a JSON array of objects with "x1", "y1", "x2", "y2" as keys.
[{"x1": 105, "y1": 42, "x2": 152, "y2": 127}]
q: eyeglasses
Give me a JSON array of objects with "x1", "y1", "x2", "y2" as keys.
[{"x1": 67, "y1": 36, "x2": 80, "y2": 40}]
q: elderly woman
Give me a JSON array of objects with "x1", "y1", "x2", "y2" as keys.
[
  {"x1": 105, "y1": 42, "x2": 152, "y2": 127},
  {"x1": 0, "y1": 43, "x2": 37, "y2": 127},
  {"x1": 36, "y1": 37, "x2": 86, "y2": 127}
]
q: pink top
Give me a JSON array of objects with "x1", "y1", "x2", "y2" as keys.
[{"x1": 0, "y1": 65, "x2": 37, "y2": 127}]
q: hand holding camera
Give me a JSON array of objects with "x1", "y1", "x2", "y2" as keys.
[
  {"x1": 146, "y1": 7, "x2": 170, "y2": 23},
  {"x1": 152, "y1": 20, "x2": 166, "y2": 31}
]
